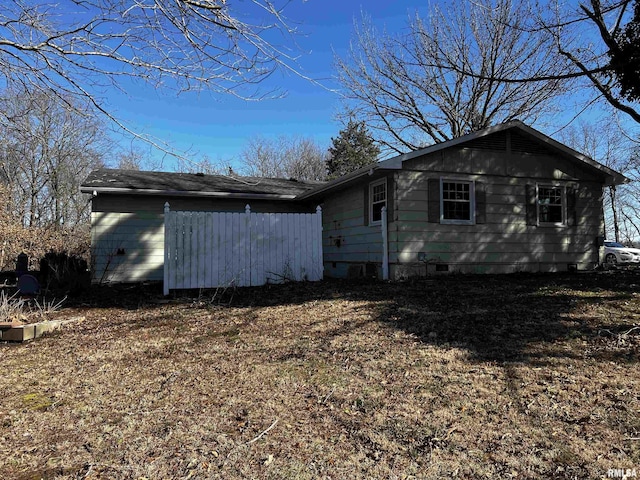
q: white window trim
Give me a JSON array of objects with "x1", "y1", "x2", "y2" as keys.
[
  {"x1": 536, "y1": 183, "x2": 566, "y2": 227},
  {"x1": 440, "y1": 178, "x2": 475, "y2": 225},
  {"x1": 369, "y1": 178, "x2": 387, "y2": 226}
]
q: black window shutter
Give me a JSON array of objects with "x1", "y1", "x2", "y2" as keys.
[
  {"x1": 428, "y1": 178, "x2": 440, "y2": 223},
  {"x1": 566, "y1": 186, "x2": 577, "y2": 226},
  {"x1": 386, "y1": 176, "x2": 394, "y2": 221},
  {"x1": 475, "y1": 181, "x2": 486, "y2": 224},
  {"x1": 363, "y1": 183, "x2": 370, "y2": 225},
  {"x1": 525, "y1": 184, "x2": 537, "y2": 226}
]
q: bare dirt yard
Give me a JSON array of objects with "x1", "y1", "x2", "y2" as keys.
[{"x1": 1, "y1": 272, "x2": 639, "y2": 479}]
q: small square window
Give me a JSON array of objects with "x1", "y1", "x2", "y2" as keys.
[{"x1": 369, "y1": 179, "x2": 387, "y2": 225}]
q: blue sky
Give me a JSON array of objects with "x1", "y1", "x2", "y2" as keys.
[{"x1": 109, "y1": 1, "x2": 426, "y2": 170}]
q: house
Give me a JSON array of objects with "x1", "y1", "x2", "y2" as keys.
[
  {"x1": 81, "y1": 121, "x2": 627, "y2": 284},
  {"x1": 305, "y1": 120, "x2": 626, "y2": 277}
]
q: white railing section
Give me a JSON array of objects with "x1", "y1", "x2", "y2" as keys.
[{"x1": 164, "y1": 203, "x2": 323, "y2": 294}]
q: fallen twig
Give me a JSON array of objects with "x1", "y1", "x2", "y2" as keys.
[
  {"x1": 320, "y1": 388, "x2": 335, "y2": 405},
  {"x1": 247, "y1": 419, "x2": 278, "y2": 445},
  {"x1": 598, "y1": 325, "x2": 640, "y2": 347}
]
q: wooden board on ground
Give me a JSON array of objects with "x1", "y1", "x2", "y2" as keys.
[{"x1": 0, "y1": 317, "x2": 85, "y2": 342}]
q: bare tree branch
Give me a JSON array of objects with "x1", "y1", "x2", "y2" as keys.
[
  {"x1": 424, "y1": 0, "x2": 640, "y2": 126},
  {"x1": 559, "y1": 118, "x2": 639, "y2": 240},
  {"x1": 0, "y1": 0, "x2": 304, "y2": 157},
  {"x1": 557, "y1": 46, "x2": 640, "y2": 123}
]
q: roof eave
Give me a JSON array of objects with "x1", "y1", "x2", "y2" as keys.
[
  {"x1": 605, "y1": 172, "x2": 629, "y2": 186},
  {"x1": 298, "y1": 160, "x2": 404, "y2": 200},
  {"x1": 80, "y1": 186, "x2": 299, "y2": 200}
]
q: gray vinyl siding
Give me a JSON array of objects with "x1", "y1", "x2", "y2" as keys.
[
  {"x1": 322, "y1": 182, "x2": 385, "y2": 278},
  {"x1": 91, "y1": 210, "x2": 165, "y2": 283},
  {"x1": 90, "y1": 194, "x2": 314, "y2": 283}
]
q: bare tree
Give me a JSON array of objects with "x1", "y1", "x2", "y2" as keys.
[
  {"x1": 113, "y1": 145, "x2": 163, "y2": 171},
  {"x1": 616, "y1": 153, "x2": 640, "y2": 243},
  {"x1": 240, "y1": 135, "x2": 327, "y2": 181},
  {"x1": 0, "y1": 87, "x2": 107, "y2": 229},
  {"x1": 114, "y1": 148, "x2": 144, "y2": 171},
  {"x1": 335, "y1": 0, "x2": 569, "y2": 154},
  {"x1": 559, "y1": 120, "x2": 639, "y2": 241},
  {"x1": 0, "y1": 0, "x2": 301, "y2": 147},
  {"x1": 175, "y1": 154, "x2": 234, "y2": 176}
]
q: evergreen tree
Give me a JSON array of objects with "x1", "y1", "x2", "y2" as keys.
[
  {"x1": 610, "y1": 0, "x2": 640, "y2": 102},
  {"x1": 326, "y1": 120, "x2": 380, "y2": 179}
]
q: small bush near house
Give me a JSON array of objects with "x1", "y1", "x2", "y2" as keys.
[{"x1": 40, "y1": 251, "x2": 90, "y2": 295}]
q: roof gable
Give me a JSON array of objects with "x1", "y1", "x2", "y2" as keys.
[
  {"x1": 461, "y1": 128, "x2": 557, "y2": 156},
  {"x1": 384, "y1": 120, "x2": 626, "y2": 180},
  {"x1": 299, "y1": 120, "x2": 627, "y2": 199}
]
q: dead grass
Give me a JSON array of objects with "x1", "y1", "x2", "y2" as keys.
[
  {"x1": 1, "y1": 272, "x2": 639, "y2": 479},
  {"x1": 0, "y1": 291, "x2": 66, "y2": 325}
]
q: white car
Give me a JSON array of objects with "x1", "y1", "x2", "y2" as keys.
[{"x1": 603, "y1": 241, "x2": 640, "y2": 266}]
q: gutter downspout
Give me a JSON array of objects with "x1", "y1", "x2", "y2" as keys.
[{"x1": 381, "y1": 206, "x2": 389, "y2": 280}]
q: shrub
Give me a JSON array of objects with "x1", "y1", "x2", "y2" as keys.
[{"x1": 40, "y1": 251, "x2": 90, "y2": 295}]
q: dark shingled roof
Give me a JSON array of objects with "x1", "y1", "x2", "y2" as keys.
[{"x1": 81, "y1": 168, "x2": 325, "y2": 198}]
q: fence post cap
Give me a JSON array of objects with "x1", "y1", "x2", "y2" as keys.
[
  {"x1": 316, "y1": 205, "x2": 322, "y2": 213},
  {"x1": 164, "y1": 202, "x2": 170, "y2": 213},
  {"x1": 245, "y1": 204, "x2": 251, "y2": 214}
]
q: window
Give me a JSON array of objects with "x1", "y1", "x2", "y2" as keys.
[
  {"x1": 441, "y1": 179, "x2": 475, "y2": 224},
  {"x1": 369, "y1": 179, "x2": 387, "y2": 225},
  {"x1": 537, "y1": 185, "x2": 564, "y2": 225},
  {"x1": 604, "y1": 241, "x2": 624, "y2": 248}
]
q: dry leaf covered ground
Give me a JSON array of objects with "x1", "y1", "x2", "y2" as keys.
[{"x1": 1, "y1": 272, "x2": 639, "y2": 479}]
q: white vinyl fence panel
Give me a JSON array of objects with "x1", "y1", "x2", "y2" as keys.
[{"x1": 163, "y1": 204, "x2": 323, "y2": 294}]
